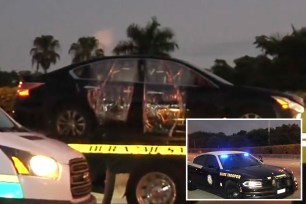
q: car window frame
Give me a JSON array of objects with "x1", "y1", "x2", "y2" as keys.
[
  {"x1": 143, "y1": 58, "x2": 219, "y2": 88},
  {"x1": 206, "y1": 155, "x2": 220, "y2": 169},
  {"x1": 193, "y1": 154, "x2": 208, "y2": 167},
  {"x1": 69, "y1": 58, "x2": 141, "y2": 83}
]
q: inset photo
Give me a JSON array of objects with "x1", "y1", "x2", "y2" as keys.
[{"x1": 186, "y1": 119, "x2": 302, "y2": 201}]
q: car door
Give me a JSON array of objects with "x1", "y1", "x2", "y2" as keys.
[
  {"x1": 72, "y1": 58, "x2": 144, "y2": 142},
  {"x1": 204, "y1": 155, "x2": 220, "y2": 189},
  {"x1": 190, "y1": 155, "x2": 210, "y2": 187},
  {"x1": 193, "y1": 155, "x2": 218, "y2": 188},
  {"x1": 142, "y1": 59, "x2": 187, "y2": 140},
  {"x1": 161, "y1": 60, "x2": 225, "y2": 118}
]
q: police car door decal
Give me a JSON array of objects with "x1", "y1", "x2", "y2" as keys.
[{"x1": 207, "y1": 174, "x2": 213, "y2": 185}]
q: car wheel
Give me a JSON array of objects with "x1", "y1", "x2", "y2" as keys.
[
  {"x1": 187, "y1": 177, "x2": 197, "y2": 191},
  {"x1": 51, "y1": 106, "x2": 93, "y2": 138},
  {"x1": 126, "y1": 168, "x2": 183, "y2": 204},
  {"x1": 240, "y1": 112, "x2": 262, "y2": 118},
  {"x1": 225, "y1": 181, "x2": 240, "y2": 198},
  {"x1": 236, "y1": 106, "x2": 275, "y2": 118}
]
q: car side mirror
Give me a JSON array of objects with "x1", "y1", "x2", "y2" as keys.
[
  {"x1": 258, "y1": 155, "x2": 263, "y2": 163},
  {"x1": 208, "y1": 165, "x2": 219, "y2": 170}
]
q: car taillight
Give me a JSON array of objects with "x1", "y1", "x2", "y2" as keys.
[{"x1": 17, "y1": 81, "x2": 44, "y2": 98}]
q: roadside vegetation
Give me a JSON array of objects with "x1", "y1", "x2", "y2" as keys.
[{"x1": 188, "y1": 124, "x2": 301, "y2": 154}]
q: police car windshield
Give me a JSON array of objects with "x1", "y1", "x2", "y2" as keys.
[
  {"x1": 218, "y1": 153, "x2": 261, "y2": 170},
  {"x1": 0, "y1": 109, "x2": 25, "y2": 132}
]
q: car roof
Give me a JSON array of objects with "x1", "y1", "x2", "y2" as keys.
[
  {"x1": 196, "y1": 151, "x2": 247, "y2": 157},
  {"x1": 50, "y1": 55, "x2": 187, "y2": 71},
  {"x1": 46, "y1": 55, "x2": 206, "y2": 76}
]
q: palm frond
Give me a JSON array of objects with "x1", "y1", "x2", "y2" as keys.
[
  {"x1": 113, "y1": 41, "x2": 136, "y2": 55},
  {"x1": 114, "y1": 17, "x2": 178, "y2": 56}
]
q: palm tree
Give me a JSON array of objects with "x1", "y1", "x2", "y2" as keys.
[
  {"x1": 69, "y1": 37, "x2": 104, "y2": 64},
  {"x1": 30, "y1": 35, "x2": 60, "y2": 73},
  {"x1": 113, "y1": 17, "x2": 179, "y2": 56}
]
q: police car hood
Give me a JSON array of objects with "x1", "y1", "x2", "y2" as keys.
[
  {"x1": 228, "y1": 164, "x2": 289, "y2": 179},
  {"x1": 0, "y1": 132, "x2": 84, "y2": 164}
]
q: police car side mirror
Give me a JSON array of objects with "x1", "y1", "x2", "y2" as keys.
[{"x1": 208, "y1": 165, "x2": 219, "y2": 170}]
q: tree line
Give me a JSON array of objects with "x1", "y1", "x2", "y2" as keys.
[
  {"x1": 2, "y1": 17, "x2": 306, "y2": 92},
  {"x1": 188, "y1": 124, "x2": 300, "y2": 149},
  {"x1": 29, "y1": 17, "x2": 178, "y2": 73},
  {"x1": 211, "y1": 26, "x2": 306, "y2": 91}
]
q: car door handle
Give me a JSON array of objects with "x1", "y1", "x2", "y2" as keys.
[
  {"x1": 84, "y1": 85, "x2": 99, "y2": 89},
  {"x1": 147, "y1": 91, "x2": 164, "y2": 95}
]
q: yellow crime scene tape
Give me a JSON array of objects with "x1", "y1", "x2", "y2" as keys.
[{"x1": 68, "y1": 144, "x2": 186, "y2": 155}]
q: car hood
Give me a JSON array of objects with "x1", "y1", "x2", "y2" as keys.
[
  {"x1": 0, "y1": 132, "x2": 84, "y2": 164},
  {"x1": 228, "y1": 164, "x2": 291, "y2": 180},
  {"x1": 231, "y1": 85, "x2": 304, "y2": 105}
]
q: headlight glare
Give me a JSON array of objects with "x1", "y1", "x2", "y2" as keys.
[
  {"x1": 243, "y1": 180, "x2": 262, "y2": 187},
  {"x1": 29, "y1": 155, "x2": 59, "y2": 179},
  {"x1": 272, "y1": 96, "x2": 304, "y2": 113}
]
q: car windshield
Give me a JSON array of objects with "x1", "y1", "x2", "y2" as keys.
[
  {"x1": 0, "y1": 109, "x2": 24, "y2": 132},
  {"x1": 218, "y1": 153, "x2": 262, "y2": 170}
]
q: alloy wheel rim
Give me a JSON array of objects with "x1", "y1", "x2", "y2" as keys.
[
  {"x1": 240, "y1": 113, "x2": 261, "y2": 118},
  {"x1": 56, "y1": 110, "x2": 86, "y2": 136},
  {"x1": 227, "y1": 187, "x2": 239, "y2": 198},
  {"x1": 136, "y1": 172, "x2": 176, "y2": 204}
]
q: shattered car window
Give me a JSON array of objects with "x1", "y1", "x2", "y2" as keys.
[
  {"x1": 143, "y1": 59, "x2": 186, "y2": 137},
  {"x1": 87, "y1": 59, "x2": 137, "y2": 123}
]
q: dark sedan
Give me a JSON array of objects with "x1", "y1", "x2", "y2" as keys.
[{"x1": 14, "y1": 56, "x2": 304, "y2": 138}]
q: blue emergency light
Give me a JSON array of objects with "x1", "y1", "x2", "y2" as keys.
[
  {"x1": 244, "y1": 153, "x2": 249, "y2": 156},
  {"x1": 220, "y1": 154, "x2": 228, "y2": 159}
]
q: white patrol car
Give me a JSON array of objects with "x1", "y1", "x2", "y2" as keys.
[
  {"x1": 188, "y1": 151, "x2": 297, "y2": 199},
  {"x1": 0, "y1": 108, "x2": 96, "y2": 204}
]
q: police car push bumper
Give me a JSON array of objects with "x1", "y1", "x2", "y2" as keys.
[{"x1": 233, "y1": 165, "x2": 297, "y2": 198}]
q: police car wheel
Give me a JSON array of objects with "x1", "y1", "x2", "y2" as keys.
[
  {"x1": 126, "y1": 168, "x2": 183, "y2": 204},
  {"x1": 225, "y1": 181, "x2": 240, "y2": 198},
  {"x1": 188, "y1": 178, "x2": 197, "y2": 191}
]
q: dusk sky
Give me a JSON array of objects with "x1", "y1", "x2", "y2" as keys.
[
  {"x1": 187, "y1": 119, "x2": 301, "y2": 135},
  {"x1": 1, "y1": 0, "x2": 306, "y2": 72}
]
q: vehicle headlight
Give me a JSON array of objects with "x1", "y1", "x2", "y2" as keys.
[
  {"x1": 243, "y1": 180, "x2": 262, "y2": 187},
  {"x1": 272, "y1": 96, "x2": 304, "y2": 113},
  {"x1": 29, "y1": 155, "x2": 59, "y2": 179},
  {"x1": 0, "y1": 146, "x2": 60, "y2": 180}
]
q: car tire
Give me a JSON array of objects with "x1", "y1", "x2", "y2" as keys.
[
  {"x1": 50, "y1": 105, "x2": 94, "y2": 139},
  {"x1": 187, "y1": 177, "x2": 197, "y2": 191},
  {"x1": 235, "y1": 106, "x2": 275, "y2": 118},
  {"x1": 225, "y1": 181, "x2": 240, "y2": 198},
  {"x1": 126, "y1": 166, "x2": 185, "y2": 204}
]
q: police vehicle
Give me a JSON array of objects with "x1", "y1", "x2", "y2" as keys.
[
  {"x1": 188, "y1": 151, "x2": 298, "y2": 199},
  {"x1": 0, "y1": 107, "x2": 96, "y2": 204}
]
